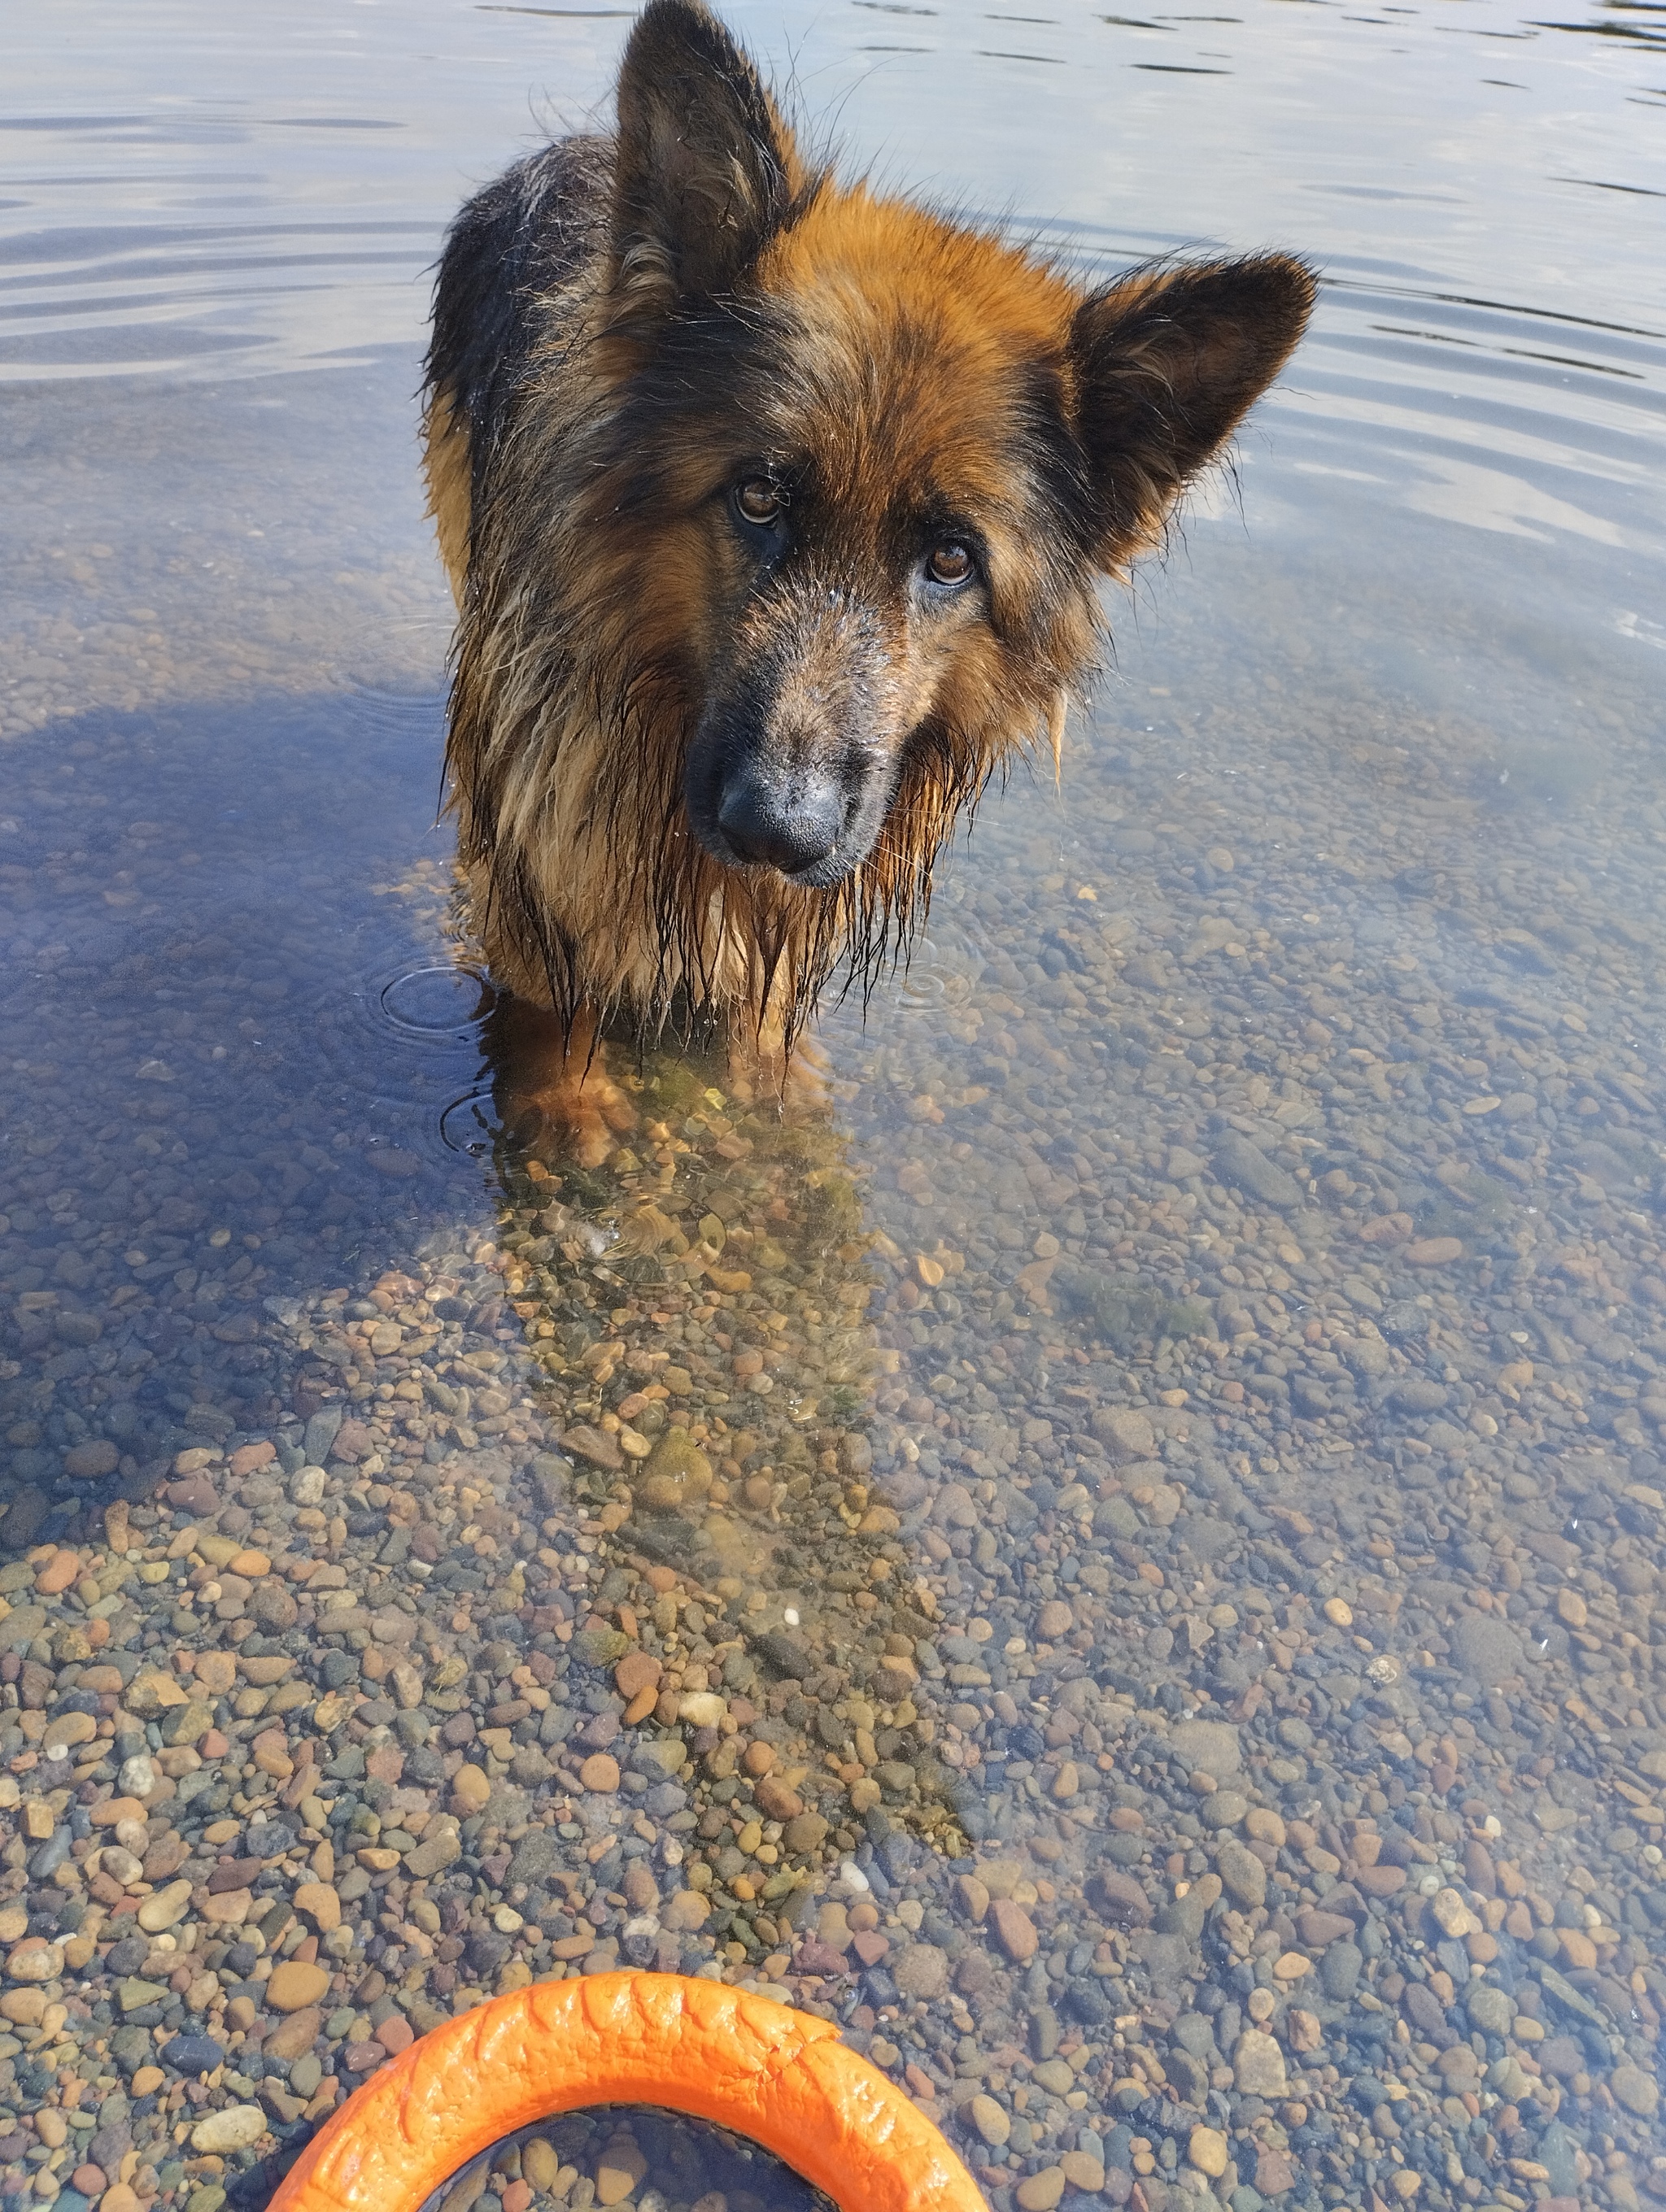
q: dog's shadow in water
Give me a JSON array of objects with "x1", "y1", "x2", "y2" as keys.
[{"x1": 476, "y1": 990, "x2": 983, "y2": 1985}]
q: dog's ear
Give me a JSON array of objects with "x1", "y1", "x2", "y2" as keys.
[
  {"x1": 610, "y1": 0, "x2": 805, "y2": 314},
  {"x1": 1070, "y1": 255, "x2": 1315, "y2": 567}
]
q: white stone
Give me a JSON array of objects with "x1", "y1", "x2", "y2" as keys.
[
  {"x1": 137, "y1": 1879, "x2": 193, "y2": 1933},
  {"x1": 191, "y1": 2105, "x2": 268, "y2": 2153},
  {"x1": 118, "y1": 1754, "x2": 155, "y2": 1798}
]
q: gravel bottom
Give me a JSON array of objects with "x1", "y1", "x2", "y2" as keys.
[
  {"x1": 412, "y1": 2106, "x2": 837, "y2": 2212},
  {"x1": 3, "y1": 373, "x2": 1666, "y2": 2212}
]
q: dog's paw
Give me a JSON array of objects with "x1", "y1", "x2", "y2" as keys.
[
  {"x1": 727, "y1": 1027, "x2": 831, "y2": 1115},
  {"x1": 565, "y1": 1096, "x2": 621, "y2": 1170},
  {"x1": 782, "y1": 1031, "x2": 832, "y2": 1114},
  {"x1": 597, "y1": 1081, "x2": 637, "y2": 1135}
]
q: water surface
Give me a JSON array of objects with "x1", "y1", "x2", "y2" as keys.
[{"x1": 2, "y1": 5, "x2": 1665, "y2": 2212}]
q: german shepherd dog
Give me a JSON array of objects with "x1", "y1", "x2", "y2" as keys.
[{"x1": 423, "y1": 0, "x2": 1313, "y2": 1158}]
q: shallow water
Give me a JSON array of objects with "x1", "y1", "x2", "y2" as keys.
[{"x1": 2, "y1": 4, "x2": 1665, "y2": 2211}]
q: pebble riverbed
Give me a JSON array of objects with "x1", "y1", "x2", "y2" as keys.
[{"x1": 6, "y1": 520, "x2": 1666, "y2": 2212}]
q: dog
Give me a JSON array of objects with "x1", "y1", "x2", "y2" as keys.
[{"x1": 423, "y1": 0, "x2": 1314, "y2": 1158}]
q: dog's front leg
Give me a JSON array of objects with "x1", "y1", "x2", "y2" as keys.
[
  {"x1": 491, "y1": 996, "x2": 636, "y2": 1169},
  {"x1": 726, "y1": 1007, "x2": 831, "y2": 1117}
]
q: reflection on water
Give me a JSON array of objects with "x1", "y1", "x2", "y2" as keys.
[{"x1": 2, "y1": 2, "x2": 1665, "y2": 2211}]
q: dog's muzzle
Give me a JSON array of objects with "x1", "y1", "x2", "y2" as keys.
[
  {"x1": 687, "y1": 718, "x2": 890, "y2": 890},
  {"x1": 714, "y1": 766, "x2": 844, "y2": 878}
]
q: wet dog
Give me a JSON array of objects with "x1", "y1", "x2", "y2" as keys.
[{"x1": 423, "y1": 0, "x2": 1313, "y2": 1155}]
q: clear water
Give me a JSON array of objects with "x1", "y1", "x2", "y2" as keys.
[{"x1": 2, "y1": 4, "x2": 1665, "y2": 2211}]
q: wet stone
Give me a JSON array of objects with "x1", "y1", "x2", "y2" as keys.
[
  {"x1": 1212, "y1": 1135, "x2": 1302, "y2": 1211},
  {"x1": 892, "y1": 1941, "x2": 948, "y2": 1998},
  {"x1": 1014, "y1": 2171, "x2": 1066, "y2": 2212},
  {"x1": 267, "y1": 1960, "x2": 330, "y2": 2013},
  {"x1": 1450, "y1": 1611, "x2": 1524, "y2": 1685},
  {"x1": 1466, "y1": 1983, "x2": 1512, "y2": 2036},
  {"x1": 966, "y1": 2094, "x2": 1010, "y2": 2147},
  {"x1": 1319, "y1": 1941, "x2": 1363, "y2": 2001},
  {"x1": 988, "y1": 1898, "x2": 1039, "y2": 1961},
  {"x1": 1611, "y1": 2065, "x2": 1659, "y2": 2119},
  {"x1": 161, "y1": 2034, "x2": 225, "y2": 2077},
  {"x1": 1232, "y1": 2030, "x2": 1287, "y2": 2098},
  {"x1": 189, "y1": 2105, "x2": 266, "y2": 2154}
]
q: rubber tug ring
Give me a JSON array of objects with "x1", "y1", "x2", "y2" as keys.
[{"x1": 268, "y1": 1970, "x2": 988, "y2": 2212}]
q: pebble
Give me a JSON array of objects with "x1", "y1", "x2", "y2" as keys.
[
  {"x1": 988, "y1": 1897, "x2": 1038, "y2": 1961},
  {"x1": 521, "y1": 2142, "x2": 562, "y2": 2191},
  {"x1": 136, "y1": 1879, "x2": 193, "y2": 1933},
  {"x1": 1188, "y1": 2126, "x2": 1229, "y2": 2178},
  {"x1": 453, "y1": 1761, "x2": 493, "y2": 1812},
  {"x1": 1429, "y1": 1885, "x2": 1482, "y2": 1939},
  {"x1": 267, "y1": 1960, "x2": 331, "y2": 2013},
  {"x1": 595, "y1": 2140, "x2": 647, "y2": 2205},
  {"x1": 295, "y1": 1880, "x2": 343, "y2": 1932},
  {"x1": 1216, "y1": 1840, "x2": 1266, "y2": 1909},
  {"x1": 1611, "y1": 2065, "x2": 1659, "y2": 2119},
  {"x1": 264, "y1": 2007, "x2": 324, "y2": 2065},
  {"x1": 189, "y1": 2106, "x2": 267, "y2": 2154},
  {"x1": 891, "y1": 1942, "x2": 948, "y2": 1998},
  {"x1": 965, "y1": 2094, "x2": 1010, "y2": 2147},
  {"x1": 5, "y1": 1939, "x2": 62, "y2": 1983},
  {"x1": 1232, "y1": 2030, "x2": 1288, "y2": 2098},
  {"x1": 162, "y1": 2034, "x2": 225, "y2": 2076}
]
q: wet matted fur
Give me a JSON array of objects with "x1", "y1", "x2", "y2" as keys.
[{"x1": 423, "y1": 0, "x2": 1315, "y2": 1067}]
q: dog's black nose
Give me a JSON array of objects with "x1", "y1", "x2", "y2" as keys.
[{"x1": 717, "y1": 775, "x2": 841, "y2": 876}]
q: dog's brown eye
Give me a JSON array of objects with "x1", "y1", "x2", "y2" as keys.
[
  {"x1": 927, "y1": 541, "x2": 974, "y2": 587},
  {"x1": 735, "y1": 479, "x2": 781, "y2": 526}
]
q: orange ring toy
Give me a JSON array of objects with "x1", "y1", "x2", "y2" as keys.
[{"x1": 268, "y1": 1970, "x2": 988, "y2": 2212}]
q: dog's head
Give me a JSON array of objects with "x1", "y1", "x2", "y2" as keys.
[{"x1": 595, "y1": 0, "x2": 1315, "y2": 894}]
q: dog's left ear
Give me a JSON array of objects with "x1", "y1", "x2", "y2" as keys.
[
  {"x1": 1070, "y1": 255, "x2": 1315, "y2": 567},
  {"x1": 610, "y1": 0, "x2": 805, "y2": 316}
]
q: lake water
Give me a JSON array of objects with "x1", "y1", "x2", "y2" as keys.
[{"x1": 2, "y1": 3, "x2": 1664, "y2": 2210}]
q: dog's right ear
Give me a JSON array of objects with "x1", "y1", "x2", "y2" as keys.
[
  {"x1": 610, "y1": 0, "x2": 805, "y2": 316},
  {"x1": 1069, "y1": 255, "x2": 1316, "y2": 569}
]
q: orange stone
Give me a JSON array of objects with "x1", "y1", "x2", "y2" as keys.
[
  {"x1": 614, "y1": 1652, "x2": 662, "y2": 1700},
  {"x1": 194, "y1": 1652, "x2": 237, "y2": 1696},
  {"x1": 580, "y1": 1753, "x2": 621, "y2": 1794},
  {"x1": 35, "y1": 1549, "x2": 81, "y2": 1596},
  {"x1": 753, "y1": 1774, "x2": 803, "y2": 1823},
  {"x1": 1558, "y1": 1928, "x2": 1598, "y2": 1970},
  {"x1": 1355, "y1": 1865, "x2": 1407, "y2": 1897},
  {"x1": 267, "y1": 1959, "x2": 331, "y2": 2013},
  {"x1": 1404, "y1": 1236, "x2": 1463, "y2": 1267},
  {"x1": 375, "y1": 2012, "x2": 414, "y2": 2055},
  {"x1": 989, "y1": 1898, "x2": 1039, "y2": 1962}
]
